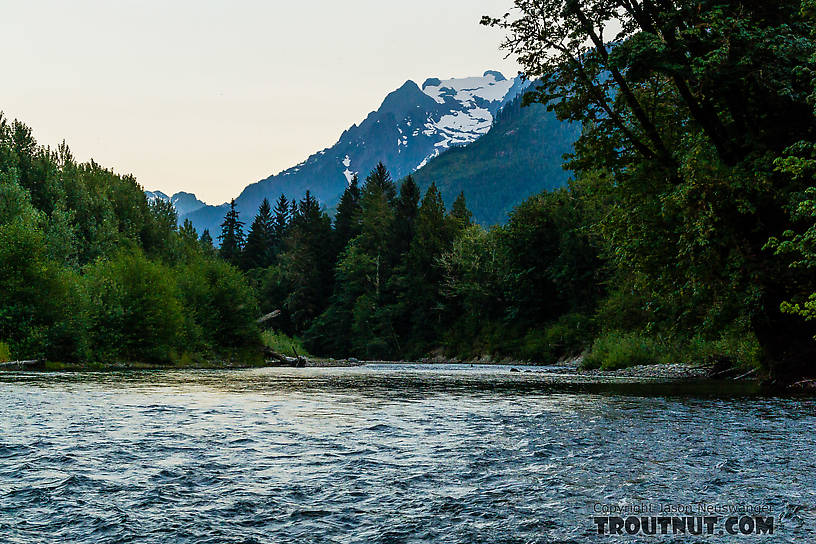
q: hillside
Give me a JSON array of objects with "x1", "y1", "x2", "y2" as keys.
[{"x1": 411, "y1": 94, "x2": 579, "y2": 226}]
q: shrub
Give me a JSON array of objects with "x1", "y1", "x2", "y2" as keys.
[
  {"x1": 262, "y1": 330, "x2": 310, "y2": 358},
  {"x1": 582, "y1": 331, "x2": 664, "y2": 370},
  {"x1": 680, "y1": 332, "x2": 762, "y2": 369},
  {"x1": 83, "y1": 249, "x2": 185, "y2": 363},
  {"x1": 519, "y1": 313, "x2": 593, "y2": 363},
  {"x1": 0, "y1": 342, "x2": 10, "y2": 362},
  {"x1": 176, "y1": 257, "x2": 261, "y2": 352}
]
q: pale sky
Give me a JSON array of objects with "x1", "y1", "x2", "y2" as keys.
[{"x1": 1, "y1": 0, "x2": 519, "y2": 204}]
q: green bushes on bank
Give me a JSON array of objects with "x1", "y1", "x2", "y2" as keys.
[
  {"x1": 582, "y1": 331, "x2": 762, "y2": 371},
  {"x1": 0, "y1": 116, "x2": 262, "y2": 365}
]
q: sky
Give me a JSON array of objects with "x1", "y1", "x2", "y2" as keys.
[{"x1": 1, "y1": 0, "x2": 520, "y2": 204}]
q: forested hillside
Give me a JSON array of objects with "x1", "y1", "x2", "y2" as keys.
[
  {"x1": 0, "y1": 115, "x2": 261, "y2": 365},
  {"x1": 412, "y1": 93, "x2": 579, "y2": 225}
]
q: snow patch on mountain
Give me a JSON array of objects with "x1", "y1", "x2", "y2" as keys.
[
  {"x1": 422, "y1": 73, "x2": 515, "y2": 106},
  {"x1": 342, "y1": 155, "x2": 355, "y2": 184}
]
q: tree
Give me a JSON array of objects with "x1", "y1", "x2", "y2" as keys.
[
  {"x1": 333, "y1": 175, "x2": 362, "y2": 254},
  {"x1": 393, "y1": 175, "x2": 420, "y2": 258},
  {"x1": 200, "y1": 229, "x2": 214, "y2": 253},
  {"x1": 282, "y1": 191, "x2": 334, "y2": 332},
  {"x1": 218, "y1": 199, "x2": 244, "y2": 266},
  {"x1": 242, "y1": 198, "x2": 275, "y2": 270},
  {"x1": 398, "y1": 183, "x2": 453, "y2": 350},
  {"x1": 305, "y1": 166, "x2": 400, "y2": 358},
  {"x1": 485, "y1": 0, "x2": 816, "y2": 372},
  {"x1": 272, "y1": 194, "x2": 290, "y2": 256},
  {"x1": 449, "y1": 191, "x2": 473, "y2": 232},
  {"x1": 177, "y1": 218, "x2": 201, "y2": 262}
]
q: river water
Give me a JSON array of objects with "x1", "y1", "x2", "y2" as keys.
[{"x1": 0, "y1": 364, "x2": 814, "y2": 543}]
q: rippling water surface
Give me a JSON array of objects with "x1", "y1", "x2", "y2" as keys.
[{"x1": 1, "y1": 364, "x2": 814, "y2": 543}]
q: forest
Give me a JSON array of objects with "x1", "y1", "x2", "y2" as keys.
[{"x1": 2, "y1": 1, "x2": 816, "y2": 381}]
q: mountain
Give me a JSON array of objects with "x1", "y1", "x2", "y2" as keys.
[
  {"x1": 182, "y1": 71, "x2": 534, "y2": 235},
  {"x1": 146, "y1": 190, "x2": 208, "y2": 218},
  {"x1": 411, "y1": 93, "x2": 580, "y2": 225}
]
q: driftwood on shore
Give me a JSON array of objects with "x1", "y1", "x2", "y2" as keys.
[
  {"x1": 263, "y1": 346, "x2": 307, "y2": 368},
  {"x1": 0, "y1": 360, "x2": 45, "y2": 371}
]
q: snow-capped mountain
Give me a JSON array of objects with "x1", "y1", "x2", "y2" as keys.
[
  {"x1": 145, "y1": 190, "x2": 208, "y2": 217},
  {"x1": 182, "y1": 71, "x2": 531, "y2": 235}
]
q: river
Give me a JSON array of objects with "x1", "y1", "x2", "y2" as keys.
[{"x1": 0, "y1": 364, "x2": 814, "y2": 543}]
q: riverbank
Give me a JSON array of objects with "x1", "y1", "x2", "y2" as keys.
[{"x1": 4, "y1": 356, "x2": 814, "y2": 392}]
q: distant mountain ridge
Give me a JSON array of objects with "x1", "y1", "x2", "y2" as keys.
[
  {"x1": 145, "y1": 190, "x2": 209, "y2": 218},
  {"x1": 150, "y1": 71, "x2": 578, "y2": 234},
  {"x1": 179, "y1": 71, "x2": 537, "y2": 235}
]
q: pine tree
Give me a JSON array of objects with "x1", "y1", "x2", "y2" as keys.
[
  {"x1": 272, "y1": 194, "x2": 290, "y2": 249},
  {"x1": 200, "y1": 229, "x2": 214, "y2": 253},
  {"x1": 367, "y1": 162, "x2": 397, "y2": 202},
  {"x1": 218, "y1": 199, "x2": 245, "y2": 266},
  {"x1": 282, "y1": 191, "x2": 334, "y2": 332},
  {"x1": 242, "y1": 198, "x2": 275, "y2": 270},
  {"x1": 289, "y1": 199, "x2": 300, "y2": 226},
  {"x1": 393, "y1": 175, "x2": 421, "y2": 258},
  {"x1": 333, "y1": 174, "x2": 362, "y2": 254},
  {"x1": 400, "y1": 183, "x2": 453, "y2": 349},
  {"x1": 177, "y1": 218, "x2": 200, "y2": 260},
  {"x1": 450, "y1": 191, "x2": 473, "y2": 231}
]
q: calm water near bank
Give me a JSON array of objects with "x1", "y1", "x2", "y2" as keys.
[{"x1": 1, "y1": 364, "x2": 814, "y2": 543}]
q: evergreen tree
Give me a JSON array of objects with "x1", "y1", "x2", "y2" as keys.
[
  {"x1": 333, "y1": 174, "x2": 362, "y2": 254},
  {"x1": 200, "y1": 229, "x2": 214, "y2": 252},
  {"x1": 272, "y1": 194, "x2": 290, "y2": 253},
  {"x1": 179, "y1": 218, "x2": 197, "y2": 241},
  {"x1": 218, "y1": 199, "x2": 244, "y2": 266},
  {"x1": 281, "y1": 191, "x2": 334, "y2": 332},
  {"x1": 393, "y1": 175, "x2": 420, "y2": 258},
  {"x1": 289, "y1": 198, "x2": 299, "y2": 226},
  {"x1": 242, "y1": 198, "x2": 275, "y2": 270},
  {"x1": 365, "y1": 162, "x2": 397, "y2": 203},
  {"x1": 305, "y1": 166, "x2": 399, "y2": 359},
  {"x1": 399, "y1": 183, "x2": 453, "y2": 349},
  {"x1": 177, "y1": 219, "x2": 200, "y2": 261},
  {"x1": 450, "y1": 191, "x2": 473, "y2": 231}
]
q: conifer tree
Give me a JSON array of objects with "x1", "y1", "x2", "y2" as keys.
[
  {"x1": 450, "y1": 191, "x2": 473, "y2": 231},
  {"x1": 333, "y1": 174, "x2": 362, "y2": 254},
  {"x1": 282, "y1": 191, "x2": 334, "y2": 332},
  {"x1": 365, "y1": 162, "x2": 397, "y2": 203},
  {"x1": 218, "y1": 199, "x2": 245, "y2": 266},
  {"x1": 272, "y1": 194, "x2": 290, "y2": 247},
  {"x1": 179, "y1": 218, "x2": 197, "y2": 241},
  {"x1": 242, "y1": 198, "x2": 275, "y2": 270},
  {"x1": 400, "y1": 183, "x2": 453, "y2": 348},
  {"x1": 393, "y1": 175, "x2": 421, "y2": 258},
  {"x1": 200, "y1": 229, "x2": 214, "y2": 253},
  {"x1": 289, "y1": 198, "x2": 300, "y2": 226}
]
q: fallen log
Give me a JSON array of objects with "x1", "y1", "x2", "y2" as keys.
[
  {"x1": 256, "y1": 310, "x2": 281, "y2": 324},
  {"x1": 0, "y1": 360, "x2": 45, "y2": 371}
]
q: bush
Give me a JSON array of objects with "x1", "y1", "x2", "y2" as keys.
[
  {"x1": 582, "y1": 329, "x2": 762, "y2": 371},
  {"x1": 519, "y1": 313, "x2": 593, "y2": 363},
  {"x1": 262, "y1": 330, "x2": 310, "y2": 358},
  {"x1": 176, "y1": 257, "x2": 261, "y2": 352},
  {"x1": 582, "y1": 331, "x2": 664, "y2": 370},
  {"x1": 680, "y1": 332, "x2": 762, "y2": 369},
  {"x1": 83, "y1": 249, "x2": 185, "y2": 363},
  {"x1": 0, "y1": 342, "x2": 10, "y2": 362}
]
